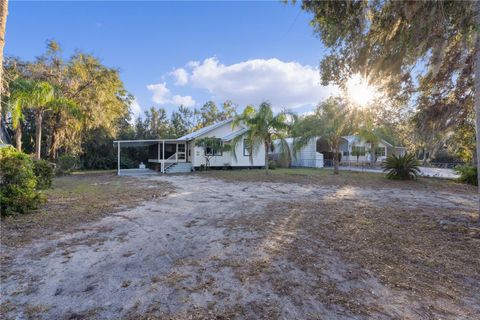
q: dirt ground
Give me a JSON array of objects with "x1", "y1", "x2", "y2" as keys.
[{"x1": 1, "y1": 170, "x2": 479, "y2": 319}]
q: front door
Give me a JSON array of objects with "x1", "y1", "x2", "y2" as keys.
[{"x1": 177, "y1": 143, "x2": 186, "y2": 162}]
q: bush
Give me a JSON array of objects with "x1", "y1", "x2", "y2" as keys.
[
  {"x1": 454, "y1": 165, "x2": 478, "y2": 186},
  {"x1": 32, "y1": 159, "x2": 55, "y2": 189},
  {"x1": 56, "y1": 154, "x2": 79, "y2": 174},
  {"x1": 0, "y1": 146, "x2": 44, "y2": 215},
  {"x1": 382, "y1": 153, "x2": 421, "y2": 180},
  {"x1": 268, "y1": 160, "x2": 277, "y2": 170}
]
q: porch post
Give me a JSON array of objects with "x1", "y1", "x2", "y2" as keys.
[
  {"x1": 176, "y1": 143, "x2": 178, "y2": 161},
  {"x1": 157, "y1": 142, "x2": 160, "y2": 161},
  {"x1": 162, "y1": 140, "x2": 165, "y2": 173},
  {"x1": 117, "y1": 142, "x2": 120, "y2": 176}
]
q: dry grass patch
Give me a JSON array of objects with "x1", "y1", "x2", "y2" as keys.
[
  {"x1": 199, "y1": 168, "x2": 475, "y2": 194},
  {"x1": 1, "y1": 171, "x2": 174, "y2": 248},
  {"x1": 222, "y1": 199, "x2": 480, "y2": 318}
]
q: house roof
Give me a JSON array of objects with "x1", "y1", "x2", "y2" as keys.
[
  {"x1": 178, "y1": 118, "x2": 234, "y2": 140},
  {"x1": 222, "y1": 127, "x2": 248, "y2": 141},
  {"x1": 342, "y1": 135, "x2": 400, "y2": 148}
]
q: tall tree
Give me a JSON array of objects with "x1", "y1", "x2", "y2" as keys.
[
  {"x1": 10, "y1": 79, "x2": 77, "y2": 159},
  {"x1": 231, "y1": 102, "x2": 290, "y2": 173},
  {"x1": 7, "y1": 79, "x2": 30, "y2": 151},
  {"x1": 144, "y1": 106, "x2": 169, "y2": 138},
  {"x1": 357, "y1": 109, "x2": 382, "y2": 166},
  {"x1": 292, "y1": 97, "x2": 357, "y2": 174},
  {"x1": 195, "y1": 101, "x2": 220, "y2": 129},
  {"x1": 170, "y1": 105, "x2": 194, "y2": 137},
  {"x1": 299, "y1": 0, "x2": 479, "y2": 186},
  {"x1": 0, "y1": 0, "x2": 8, "y2": 127}
]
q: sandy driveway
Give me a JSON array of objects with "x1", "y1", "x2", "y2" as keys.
[{"x1": 1, "y1": 175, "x2": 479, "y2": 319}]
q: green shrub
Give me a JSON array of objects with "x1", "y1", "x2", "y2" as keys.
[
  {"x1": 32, "y1": 159, "x2": 55, "y2": 189},
  {"x1": 0, "y1": 146, "x2": 44, "y2": 215},
  {"x1": 454, "y1": 165, "x2": 478, "y2": 186},
  {"x1": 56, "y1": 154, "x2": 79, "y2": 174},
  {"x1": 268, "y1": 160, "x2": 277, "y2": 170},
  {"x1": 382, "y1": 153, "x2": 421, "y2": 180}
]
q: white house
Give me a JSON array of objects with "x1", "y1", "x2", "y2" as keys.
[
  {"x1": 271, "y1": 135, "x2": 405, "y2": 168},
  {"x1": 271, "y1": 138, "x2": 324, "y2": 168},
  {"x1": 340, "y1": 135, "x2": 406, "y2": 164},
  {"x1": 113, "y1": 119, "x2": 265, "y2": 175}
]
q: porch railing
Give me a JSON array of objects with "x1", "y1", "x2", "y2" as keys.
[{"x1": 163, "y1": 153, "x2": 178, "y2": 172}]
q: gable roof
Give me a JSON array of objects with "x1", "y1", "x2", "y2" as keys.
[
  {"x1": 178, "y1": 118, "x2": 234, "y2": 140},
  {"x1": 222, "y1": 127, "x2": 248, "y2": 141},
  {"x1": 342, "y1": 135, "x2": 398, "y2": 147}
]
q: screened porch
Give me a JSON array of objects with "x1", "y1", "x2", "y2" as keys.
[{"x1": 113, "y1": 139, "x2": 189, "y2": 175}]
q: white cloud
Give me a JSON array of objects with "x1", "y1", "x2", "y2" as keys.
[
  {"x1": 171, "y1": 68, "x2": 189, "y2": 85},
  {"x1": 176, "y1": 57, "x2": 337, "y2": 110},
  {"x1": 130, "y1": 97, "x2": 143, "y2": 122},
  {"x1": 147, "y1": 82, "x2": 195, "y2": 107},
  {"x1": 147, "y1": 82, "x2": 171, "y2": 104},
  {"x1": 171, "y1": 95, "x2": 195, "y2": 107}
]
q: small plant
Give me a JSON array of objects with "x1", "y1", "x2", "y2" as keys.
[
  {"x1": 56, "y1": 154, "x2": 79, "y2": 175},
  {"x1": 268, "y1": 160, "x2": 277, "y2": 170},
  {"x1": 32, "y1": 159, "x2": 55, "y2": 189},
  {"x1": 454, "y1": 164, "x2": 478, "y2": 186},
  {"x1": 195, "y1": 137, "x2": 229, "y2": 170},
  {"x1": 0, "y1": 146, "x2": 44, "y2": 215},
  {"x1": 382, "y1": 153, "x2": 420, "y2": 180}
]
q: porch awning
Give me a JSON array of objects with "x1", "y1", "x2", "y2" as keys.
[{"x1": 113, "y1": 139, "x2": 186, "y2": 148}]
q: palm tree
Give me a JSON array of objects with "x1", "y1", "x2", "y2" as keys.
[
  {"x1": 8, "y1": 79, "x2": 33, "y2": 151},
  {"x1": 357, "y1": 109, "x2": 381, "y2": 166},
  {"x1": 231, "y1": 102, "x2": 291, "y2": 173},
  {"x1": 10, "y1": 79, "x2": 77, "y2": 159},
  {"x1": 293, "y1": 97, "x2": 357, "y2": 174}
]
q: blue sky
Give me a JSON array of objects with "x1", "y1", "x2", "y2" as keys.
[{"x1": 6, "y1": 1, "x2": 335, "y2": 118}]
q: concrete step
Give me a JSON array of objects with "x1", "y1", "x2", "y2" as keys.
[{"x1": 165, "y1": 163, "x2": 192, "y2": 173}]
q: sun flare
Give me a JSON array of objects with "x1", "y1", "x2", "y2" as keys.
[{"x1": 346, "y1": 74, "x2": 379, "y2": 107}]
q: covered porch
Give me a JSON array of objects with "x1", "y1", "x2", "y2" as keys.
[{"x1": 113, "y1": 139, "x2": 189, "y2": 175}]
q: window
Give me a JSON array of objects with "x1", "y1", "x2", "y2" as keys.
[
  {"x1": 343, "y1": 151, "x2": 350, "y2": 156},
  {"x1": 243, "y1": 139, "x2": 251, "y2": 156},
  {"x1": 351, "y1": 146, "x2": 366, "y2": 156},
  {"x1": 204, "y1": 144, "x2": 222, "y2": 156},
  {"x1": 376, "y1": 147, "x2": 386, "y2": 157},
  {"x1": 178, "y1": 144, "x2": 185, "y2": 152}
]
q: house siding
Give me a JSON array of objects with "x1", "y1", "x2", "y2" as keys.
[
  {"x1": 190, "y1": 122, "x2": 265, "y2": 168},
  {"x1": 291, "y1": 138, "x2": 323, "y2": 168}
]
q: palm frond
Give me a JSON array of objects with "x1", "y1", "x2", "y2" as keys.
[{"x1": 382, "y1": 153, "x2": 421, "y2": 180}]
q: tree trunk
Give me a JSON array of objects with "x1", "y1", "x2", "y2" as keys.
[
  {"x1": 333, "y1": 142, "x2": 339, "y2": 174},
  {"x1": 370, "y1": 142, "x2": 376, "y2": 166},
  {"x1": 0, "y1": 0, "x2": 8, "y2": 129},
  {"x1": 264, "y1": 143, "x2": 269, "y2": 174},
  {"x1": 15, "y1": 124, "x2": 21, "y2": 151},
  {"x1": 49, "y1": 114, "x2": 61, "y2": 159},
  {"x1": 35, "y1": 110, "x2": 42, "y2": 159},
  {"x1": 475, "y1": 0, "x2": 480, "y2": 194},
  {"x1": 49, "y1": 131, "x2": 57, "y2": 159}
]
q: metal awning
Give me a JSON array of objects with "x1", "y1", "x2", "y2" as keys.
[{"x1": 113, "y1": 139, "x2": 186, "y2": 148}]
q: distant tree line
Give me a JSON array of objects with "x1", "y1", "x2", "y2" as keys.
[{"x1": 0, "y1": 41, "x2": 237, "y2": 169}]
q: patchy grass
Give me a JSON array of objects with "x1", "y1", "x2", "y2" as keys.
[
  {"x1": 1, "y1": 172, "x2": 478, "y2": 319},
  {"x1": 198, "y1": 168, "x2": 475, "y2": 193},
  {"x1": 220, "y1": 198, "x2": 480, "y2": 318},
  {"x1": 1, "y1": 172, "x2": 174, "y2": 248}
]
